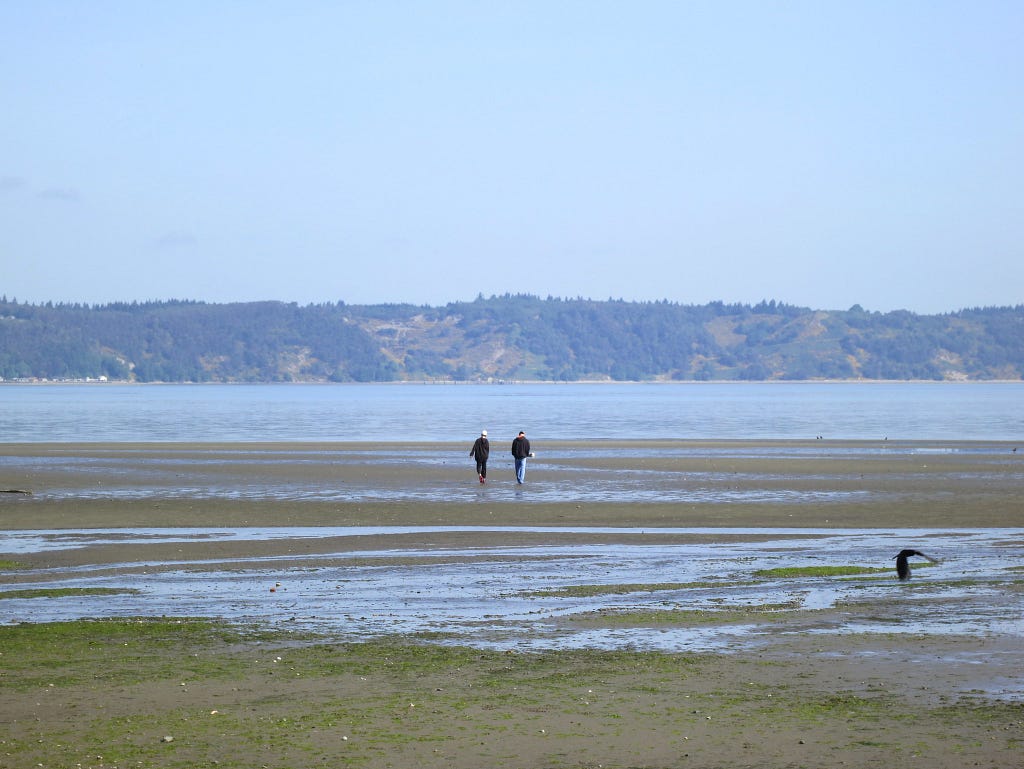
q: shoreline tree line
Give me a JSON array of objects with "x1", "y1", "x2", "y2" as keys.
[{"x1": 1, "y1": 295, "x2": 1021, "y2": 383}]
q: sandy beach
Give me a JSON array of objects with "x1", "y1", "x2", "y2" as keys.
[{"x1": 1, "y1": 440, "x2": 1022, "y2": 768}]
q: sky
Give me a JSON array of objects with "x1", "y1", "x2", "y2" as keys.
[{"x1": 2, "y1": 1, "x2": 1022, "y2": 314}]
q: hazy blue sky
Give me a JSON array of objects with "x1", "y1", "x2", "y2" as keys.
[{"x1": 2, "y1": 1, "x2": 1021, "y2": 313}]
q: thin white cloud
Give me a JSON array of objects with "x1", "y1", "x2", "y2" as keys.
[
  {"x1": 154, "y1": 231, "x2": 198, "y2": 249},
  {"x1": 0, "y1": 176, "x2": 28, "y2": 192},
  {"x1": 37, "y1": 187, "x2": 81, "y2": 202}
]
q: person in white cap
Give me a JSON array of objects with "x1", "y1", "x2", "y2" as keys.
[{"x1": 469, "y1": 430, "x2": 490, "y2": 483}]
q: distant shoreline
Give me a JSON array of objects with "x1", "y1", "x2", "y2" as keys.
[{"x1": 4, "y1": 378, "x2": 1023, "y2": 385}]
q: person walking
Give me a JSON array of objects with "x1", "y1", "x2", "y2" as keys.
[
  {"x1": 511, "y1": 430, "x2": 532, "y2": 484},
  {"x1": 470, "y1": 430, "x2": 490, "y2": 483}
]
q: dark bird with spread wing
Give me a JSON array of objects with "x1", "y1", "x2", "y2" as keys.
[{"x1": 893, "y1": 548, "x2": 938, "y2": 580}]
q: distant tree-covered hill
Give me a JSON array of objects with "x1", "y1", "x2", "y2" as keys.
[{"x1": 1, "y1": 295, "x2": 1022, "y2": 382}]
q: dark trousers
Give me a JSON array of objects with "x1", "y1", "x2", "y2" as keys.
[{"x1": 476, "y1": 461, "x2": 487, "y2": 478}]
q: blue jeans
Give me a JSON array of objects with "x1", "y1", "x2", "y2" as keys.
[{"x1": 514, "y1": 457, "x2": 526, "y2": 483}]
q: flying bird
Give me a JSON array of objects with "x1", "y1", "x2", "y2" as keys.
[{"x1": 893, "y1": 549, "x2": 938, "y2": 580}]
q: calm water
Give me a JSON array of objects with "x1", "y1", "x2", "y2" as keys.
[{"x1": 0, "y1": 382, "x2": 1021, "y2": 442}]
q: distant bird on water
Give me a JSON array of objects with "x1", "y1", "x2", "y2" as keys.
[{"x1": 893, "y1": 549, "x2": 938, "y2": 580}]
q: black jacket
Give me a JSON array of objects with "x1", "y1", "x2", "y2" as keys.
[
  {"x1": 470, "y1": 437, "x2": 490, "y2": 462},
  {"x1": 511, "y1": 436, "x2": 531, "y2": 459}
]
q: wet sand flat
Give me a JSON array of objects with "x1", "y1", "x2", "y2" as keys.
[
  {"x1": 2, "y1": 439, "x2": 1022, "y2": 533},
  {"x1": 1, "y1": 440, "x2": 1022, "y2": 768}
]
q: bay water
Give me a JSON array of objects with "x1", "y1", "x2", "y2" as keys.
[{"x1": 0, "y1": 381, "x2": 1021, "y2": 442}]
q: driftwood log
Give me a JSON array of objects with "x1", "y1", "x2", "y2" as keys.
[{"x1": 1, "y1": 489, "x2": 32, "y2": 495}]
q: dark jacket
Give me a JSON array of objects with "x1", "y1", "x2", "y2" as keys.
[
  {"x1": 470, "y1": 437, "x2": 490, "y2": 462},
  {"x1": 511, "y1": 435, "x2": 531, "y2": 459}
]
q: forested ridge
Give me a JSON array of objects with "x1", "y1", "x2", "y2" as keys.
[{"x1": 1, "y1": 295, "x2": 1022, "y2": 382}]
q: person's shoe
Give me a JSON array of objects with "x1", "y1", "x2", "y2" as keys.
[{"x1": 479, "y1": 475, "x2": 485, "y2": 483}]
